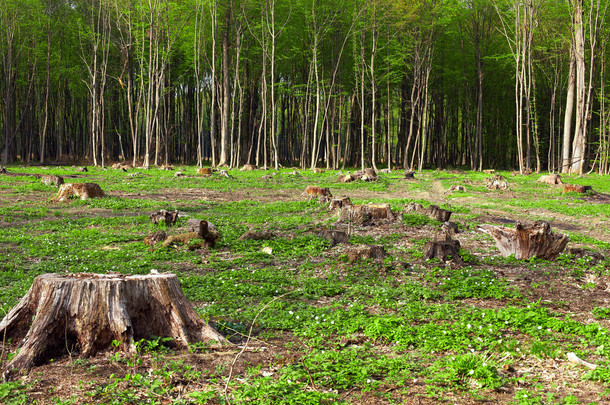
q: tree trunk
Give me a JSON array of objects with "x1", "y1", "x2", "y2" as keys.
[
  {"x1": 0, "y1": 273, "x2": 225, "y2": 381},
  {"x1": 571, "y1": 0, "x2": 586, "y2": 174},
  {"x1": 562, "y1": 48, "x2": 576, "y2": 173},
  {"x1": 218, "y1": 6, "x2": 231, "y2": 167}
]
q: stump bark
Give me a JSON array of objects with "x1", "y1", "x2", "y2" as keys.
[
  {"x1": 477, "y1": 221, "x2": 569, "y2": 260},
  {"x1": 485, "y1": 175, "x2": 509, "y2": 190},
  {"x1": 563, "y1": 184, "x2": 594, "y2": 193},
  {"x1": 0, "y1": 273, "x2": 225, "y2": 380},
  {"x1": 537, "y1": 174, "x2": 562, "y2": 185},
  {"x1": 150, "y1": 209, "x2": 179, "y2": 226},
  {"x1": 426, "y1": 205, "x2": 452, "y2": 222},
  {"x1": 423, "y1": 239, "x2": 462, "y2": 264},
  {"x1": 41, "y1": 175, "x2": 64, "y2": 187},
  {"x1": 54, "y1": 183, "x2": 105, "y2": 201},
  {"x1": 337, "y1": 203, "x2": 395, "y2": 225},
  {"x1": 329, "y1": 197, "x2": 352, "y2": 211}
]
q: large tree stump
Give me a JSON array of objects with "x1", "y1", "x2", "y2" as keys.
[
  {"x1": 477, "y1": 221, "x2": 569, "y2": 260},
  {"x1": 162, "y1": 220, "x2": 220, "y2": 250},
  {"x1": 150, "y1": 209, "x2": 179, "y2": 226},
  {"x1": 337, "y1": 203, "x2": 395, "y2": 225},
  {"x1": 329, "y1": 197, "x2": 352, "y2": 211},
  {"x1": 564, "y1": 184, "x2": 594, "y2": 194},
  {"x1": 423, "y1": 238, "x2": 463, "y2": 264},
  {"x1": 304, "y1": 185, "x2": 333, "y2": 201},
  {"x1": 0, "y1": 273, "x2": 225, "y2": 380},
  {"x1": 485, "y1": 175, "x2": 509, "y2": 190},
  {"x1": 54, "y1": 183, "x2": 105, "y2": 201},
  {"x1": 41, "y1": 175, "x2": 64, "y2": 187},
  {"x1": 537, "y1": 174, "x2": 562, "y2": 185},
  {"x1": 426, "y1": 205, "x2": 452, "y2": 222}
]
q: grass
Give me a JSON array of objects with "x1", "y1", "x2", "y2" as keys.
[{"x1": 0, "y1": 165, "x2": 609, "y2": 403}]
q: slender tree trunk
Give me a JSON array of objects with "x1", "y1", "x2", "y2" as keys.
[
  {"x1": 562, "y1": 48, "x2": 576, "y2": 173},
  {"x1": 571, "y1": 0, "x2": 586, "y2": 174},
  {"x1": 218, "y1": 6, "x2": 231, "y2": 167}
]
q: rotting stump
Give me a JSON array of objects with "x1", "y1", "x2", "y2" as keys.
[{"x1": 0, "y1": 272, "x2": 225, "y2": 381}]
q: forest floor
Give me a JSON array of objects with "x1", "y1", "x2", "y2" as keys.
[{"x1": 1, "y1": 165, "x2": 610, "y2": 404}]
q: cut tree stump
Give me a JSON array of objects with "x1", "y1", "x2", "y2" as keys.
[
  {"x1": 41, "y1": 175, "x2": 64, "y2": 187},
  {"x1": 338, "y1": 174, "x2": 355, "y2": 183},
  {"x1": 163, "y1": 220, "x2": 220, "y2": 250},
  {"x1": 238, "y1": 230, "x2": 275, "y2": 241},
  {"x1": 564, "y1": 184, "x2": 594, "y2": 193},
  {"x1": 423, "y1": 237, "x2": 463, "y2": 264},
  {"x1": 537, "y1": 174, "x2": 562, "y2": 185},
  {"x1": 485, "y1": 175, "x2": 509, "y2": 190},
  {"x1": 317, "y1": 230, "x2": 350, "y2": 246},
  {"x1": 54, "y1": 183, "x2": 105, "y2": 201},
  {"x1": 347, "y1": 245, "x2": 386, "y2": 262},
  {"x1": 337, "y1": 203, "x2": 395, "y2": 225},
  {"x1": 196, "y1": 167, "x2": 212, "y2": 176},
  {"x1": 150, "y1": 209, "x2": 179, "y2": 226},
  {"x1": 405, "y1": 202, "x2": 424, "y2": 213},
  {"x1": 329, "y1": 197, "x2": 352, "y2": 211},
  {"x1": 144, "y1": 230, "x2": 167, "y2": 247},
  {"x1": 426, "y1": 205, "x2": 452, "y2": 222},
  {"x1": 0, "y1": 273, "x2": 225, "y2": 380},
  {"x1": 304, "y1": 185, "x2": 333, "y2": 201},
  {"x1": 477, "y1": 221, "x2": 569, "y2": 260}
]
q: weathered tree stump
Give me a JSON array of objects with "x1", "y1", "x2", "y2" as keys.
[
  {"x1": 240, "y1": 164, "x2": 257, "y2": 171},
  {"x1": 238, "y1": 230, "x2": 275, "y2": 241},
  {"x1": 338, "y1": 174, "x2": 355, "y2": 183},
  {"x1": 0, "y1": 273, "x2": 225, "y2": 380},
  {"x1": 485, "y1": 175, "x2": 509, "y2": 190},
  {"x1": 564, "y1": 184, "x2": 594, "y2": 194},
  {"x1": 305, "y1": 185, "x2": 332, "y2": 201},
  {"x1": 347, "y1": 245, "x2": 386, "y2": 262},
  {"x1": 447, "y1": 185, "x2": 466, "y2": 192},
  {"x1": 196, "y1": 167, "x2": 212, "y2": 176},
  {"x1": 426, "y1": 205, "x2": 452, "y2": 222},
  {"x1": 111, "y1": 162, "x2": 132, "y2": 170},
  {"x1": 329, "y1": 197, "x2": 353, "y2": 211},
  {"x1": 337, "y1": 203, "x2": 395, "y2": 225},
  {"x1": 405, "y1": 202, "x2": 424, "y2": 213},
  {"x1": 537, "y1": 174, "x2": 562, "y2": 185},
  {"x1": 0, "y1": 166, "x2": 6, "y2": 174},
  {"x1": 477, "y1": 221, "x2": 569, "y2": 260},
  {"x1": 41, "y1": 175, "x2": 64, "y2": 187},
  {"x1": 163, "y1": 220, "x2": 220, "y2": 250},
  {"x1": 404, "y1": 171, "x2": 415, "y2": 179},
  {"x1": 54, "y1": 183, "x2": 105, "y2": 201},
  {"x1": 441, "y1": 221, "x2": 460, "y2": 236},
  {"x1": 423, "y1": 237, "x2": 463, "y2": 264},
  {"x1": 144, "y1": 230, "x2": 167, "y2": 247},
  {"x1": 317, "y1": 230, "x2": 350, "y2": 246},
  {"x1": 150, "y1": 209, "x2": 179, "y2": 226}
]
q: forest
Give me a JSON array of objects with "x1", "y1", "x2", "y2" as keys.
[{"x1": 0, "y1": 0, "x2": 608, "y2": 173}]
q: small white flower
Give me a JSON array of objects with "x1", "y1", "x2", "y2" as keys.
[
  {"x1": 467, "y1": 324, "x2": 472, "y2": 329},
  {"x1": 469, "y1": 369, "x2": 474, "y2": 375}
]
